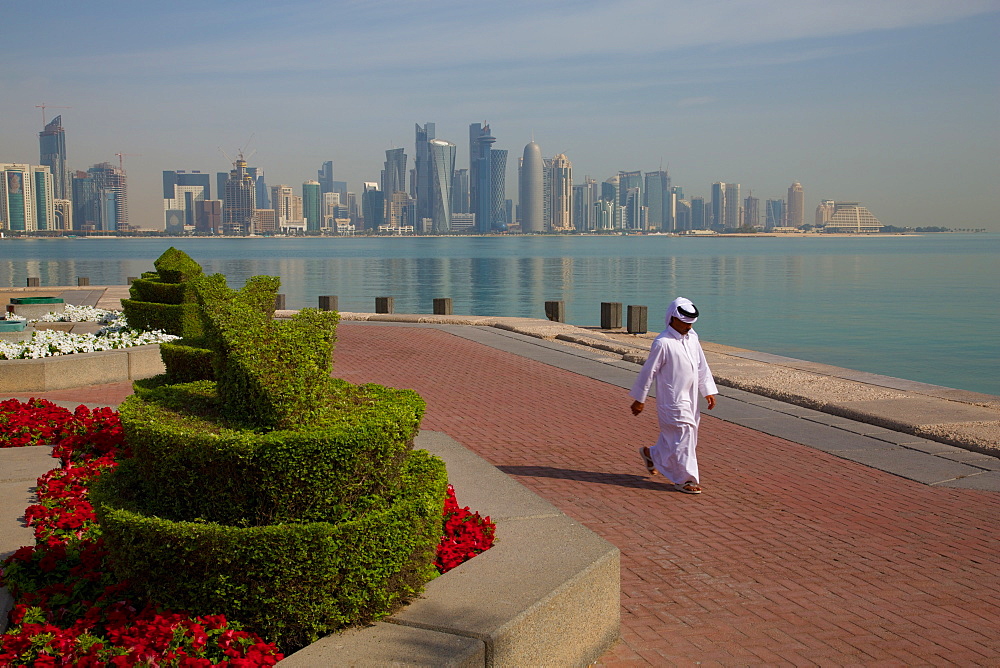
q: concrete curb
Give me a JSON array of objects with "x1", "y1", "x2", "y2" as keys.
[
  {"x1": 281, "y1": 431, "x2": 620, "y2": 667},
  {"x1": 0, "y1": 345, "x2": 164, "y2": 393}
]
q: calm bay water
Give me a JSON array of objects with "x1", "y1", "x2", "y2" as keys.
[{"x1": 1, "y1": 234, "x2": 997, "y2": 395}]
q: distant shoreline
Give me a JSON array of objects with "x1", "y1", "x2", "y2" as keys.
[{"x1": 3, "y1": 232, "x2": 982, "y2": 241}]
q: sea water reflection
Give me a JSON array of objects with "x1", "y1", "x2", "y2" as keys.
[{"x1": 0, "y1": 235, "x2": 996, "y2": 394}]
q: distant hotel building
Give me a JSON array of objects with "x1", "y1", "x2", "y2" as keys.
[{"x1": 823, "y1": 202, "x2": 882, "y2": 233}]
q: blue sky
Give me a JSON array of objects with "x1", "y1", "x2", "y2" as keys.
[{"x1": 2, "y1": 0, "x2": 999, "y2": 230}]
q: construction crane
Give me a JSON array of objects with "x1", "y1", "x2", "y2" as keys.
[
  {"x1": 35, "y1": 104, "x2": 72, "y2": 126},
  {"x1": 115, "y1": 153, "x2": 141, "y2": 172}
]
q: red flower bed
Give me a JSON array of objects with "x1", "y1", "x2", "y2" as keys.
[{"x1": 0, "y1": 398, "x2": 496, "y2": 665}]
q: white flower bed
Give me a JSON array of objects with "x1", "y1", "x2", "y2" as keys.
[
  {"x1": 32, "y1": 304, "x2": 122, "y2": 324},
  {"x1": 0, "y1": 310, "x2": 179, "y2": 360}
]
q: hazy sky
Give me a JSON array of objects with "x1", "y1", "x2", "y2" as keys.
[{"x1": 2, "y1": 0, "x2": 999, "y2": 231}]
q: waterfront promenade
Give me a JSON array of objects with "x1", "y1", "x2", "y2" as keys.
[{"x1": 3, "y1": 287, "x2": 999, "y2": 664}]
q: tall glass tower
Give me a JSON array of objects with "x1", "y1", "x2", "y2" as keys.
[
  {"x1": 471, "y1": 124, "x2": 496, "y2": 234},
  {"x1": 414, "y1": 123, "x2": 435, "y2": 224},
  {"x1": 39, "y1": 116, "x2": 68, "y2": 200},
  {"x1": 428, "y1": 139, "x2": 455, "y2": 234},
  {"x1": 303, "y1": 180, "x2": 322, "y2": 232}
]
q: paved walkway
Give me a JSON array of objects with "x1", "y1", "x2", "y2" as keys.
[{"x1": 11, "y1": 321, "x2": 1000, "y2": 666}]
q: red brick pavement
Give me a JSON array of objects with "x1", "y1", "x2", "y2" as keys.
[
  {"x1": 23, "y1": 326, "x2": 1000, "y2": 666},
  {"x1": 330, "y1": 326, "x2": 1000, "y2": 667}
]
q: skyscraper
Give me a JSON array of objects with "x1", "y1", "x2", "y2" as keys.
[
  {"x1": 787, "y1": 182, "x2": 805, "y2": 228},
  {"x1": 428, "y1": 139, "x2": 455, "y2": 234},
  {"x1": 644, "y1": 170, "x2": 670, "y2": 231},
  {"x1": 1, "y1": 164, "x2": 54, "y2": 232},
  {"x1": 519, "y1": 141, "x2": 544, "y2": 233},
  {"x1": 618, "y1": 171, "x2": 642, "y2": 206},
  {"x1": 382, "y1": 148, "x2": 407, "y2": 199},
  {"x1": 489, "y1": 148, "x2": 508, "y2": 230},
  {"x1": 271, "y1": 185, "x2": 296, "y2": 227},
  {"x1": 223, "y1": 157, "x2": 255, "y2": 235},
  {"x1": 451, "y1": 168, "x2": 469, "y2": 214},
  {"x1": 39, "y1": 116, "x2": 69, "y2": 200},
  {"x1": 414, "y1": 123, "x2": 435, "y2": 223},
  {"x1": 362, "y1": 182, "x2": 384, "y2": 230},
  {"x1": 303, "y1": 180, "x2": 321, "y2": 232},
  {"x1": 249, "y1": 167, "x2": 269, "y2": 210},
  {"x1": 470, "y1": 123, "x2": 500, "y2": 234},
  {"x1": 87, "y1": 162, "x2": 128, "y2": 231},
  {"x1": 572, "y1": 177, "x2": 596, "y2": 232},
  {"x1": 743, "y1": 194, "x2": 760, "y2": 229},
  {"x1": 163, "y1": 171, "x2": 211, "y2": 231},
  {"x1": 318, "y1": 161, "x2": 334, "y2": 194},
  {"x1": 766, "y1": 199, "x2": 785, "y2": 229},
  {"x1": 547, "y1": 154, "x2": 573, "y2": 232},
  {"x1": 691, "y1": 196, "x2": 706, "y2": 230}
]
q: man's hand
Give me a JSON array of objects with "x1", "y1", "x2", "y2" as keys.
[
  {"x1": 631, "y1": 400, "x2": 644, "y2": 416},
  {"x1": 705, "y1": 395, "x2": 716, "y2": 410}
]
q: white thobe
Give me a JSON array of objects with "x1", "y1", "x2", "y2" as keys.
[{"x1": 629, "y1": 325, "x2": 718, "y2": 485}]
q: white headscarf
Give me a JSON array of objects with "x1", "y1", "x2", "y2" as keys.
[{"x1": 666, "y1": 297, "x2": 699, "y2": 327}]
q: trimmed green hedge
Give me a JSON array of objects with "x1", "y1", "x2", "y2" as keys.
[
  {"x1": 123, "y1": 248, "x2": 206, "y2": 338},
  {"x1": 96, "y1": 263, "x2": 448, "y2": 651},
  {"x1": 154, "y1": 246, "x2": 204, "y2": 283},
  {"x1": 96, "y1": 451, "x2": 446, "y2": 650},
  {"x1": 195, "y1": 274, "x2": 333, "y2": 430},
  {"x1": 121, "y1": 299, "x2": 203, "y2": 338},
  {"x1": 129, "y1": 278, "x2": 197, "y2": 305},
  {"x1": 109, "y1": 380, "x2": 425, "y2": 526},
  {"x1": 159, "y1": 338, "x2": 215, "y2": 383}
]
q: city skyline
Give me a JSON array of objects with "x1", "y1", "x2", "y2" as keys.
[{"x1": 2, "y1": 1, "x2": 998, "y2": 231}]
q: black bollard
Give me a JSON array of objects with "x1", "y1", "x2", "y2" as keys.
[
  {"x1": 627, "y1": 305, "x2": 648, "y2": 334},
  {"x1": 77, "y1": 277, "x2": 90, "y2": 286},
  {"x1": 274, "y1": 294, "x2": 286, "y2": 311},
  {"x1": 26, "y1": 278, "x2": 40, "y2": 287},
  {"x1": 433, "y1": 298, "x2": 453, "y2": 315},
  {"x1": 318, "y1": 295, "x2": 339, "y2": 311},
  {"x1": 544, "y1": 300, "x2": 565, "y2": 323},
  {"x1": 600, "y1": 302, "x2": 623, "y2": 329},
  {"x1": 375, "y1": 297, "x2": 394, "y2": 314}
]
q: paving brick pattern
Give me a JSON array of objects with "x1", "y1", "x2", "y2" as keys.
[
  {"x1": 331, "y1": 326, "x2": 1000, "y2": 667},
  {"x1": 23, "y1": 325, "x2": 1000, "y2": 666}
]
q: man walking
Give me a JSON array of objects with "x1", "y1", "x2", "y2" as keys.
[{"x1": 630, "y1": 297, "x2": 718, "y2": 494}]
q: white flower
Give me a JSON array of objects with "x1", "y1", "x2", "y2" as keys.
[
  {"x1": 0, "y1": 327, "x2": 179, "y2": 360},
  {"x1": 33, "y1": 305, "x2": 122, "y2": 324}
]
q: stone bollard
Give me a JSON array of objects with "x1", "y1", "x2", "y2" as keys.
[
  {"x1": 77, "y1": 277, "x2": 90, "y2": 286},
  {"x1": 26, "y1": 278, "x2": 40, "y2": 287},
  {"x1": 375, "y1": 297, "x2": 394, "y2": 314},
  {"x1": 318, "y1": 296, "x2": 338, "y2": 311},
  {"x1": 600, "y1": 302, "x2": 623, "y2": 329},
  {"x1": 433, "y1": 298, "x2": 453, "y2": 315},
  {"x1": 274, "y1": 294, "x2": 286, "y2": 311},
  {"x1": 544, "y1": 300, "x2": 565, "y2": 323},
  {"x1": 627, "y1": 305, "x2": 648, "y2": 334}
]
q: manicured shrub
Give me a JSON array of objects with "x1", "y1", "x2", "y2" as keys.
[
  {"x1": 95, "y1": 268, "x2": 449, "y2": 650},
  {"x1": 122, "y1": 247, "x2": 205, "y2": 339},
  {"x1": 159, "y1": 337, "x2": 215, "y2": 383},
  {"x1": 154, "y1": 246, "x2": 204, "y2": 284}
]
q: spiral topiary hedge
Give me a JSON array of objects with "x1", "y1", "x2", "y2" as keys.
[{"x1": 92, "y1": 270, "x2": 448, "y2": 650}]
